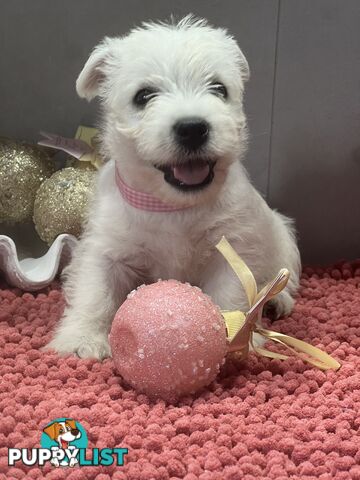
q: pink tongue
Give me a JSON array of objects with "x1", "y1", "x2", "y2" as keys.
[{"x1": 172, "y1": 163, "x2": 210, "y2": 186}]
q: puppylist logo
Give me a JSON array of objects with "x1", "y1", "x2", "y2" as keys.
[{"x1": 8, "y1": 418, "x2": 128, "y2": 468}]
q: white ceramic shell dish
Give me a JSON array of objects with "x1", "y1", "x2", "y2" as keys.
[{"x1": 0, "y1": 234, "x2": 77, "y2": 291}]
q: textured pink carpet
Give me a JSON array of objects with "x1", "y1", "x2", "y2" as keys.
[{"x1": 1, "y1": 261, "x2": 360, "y2": 480}]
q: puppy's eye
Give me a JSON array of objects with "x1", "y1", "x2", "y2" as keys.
[
  {"x1": 209, "y1": 83, "x2": 228, "y2": 99},
  {"x1": 133, "y1": 88, "x2": 157, "y2": 107},
  {"x1": 59, "y1": 428, "x2": 64, "y2": 433},
  {"x1": 66, "y1": 426, "x2": 71, "y2": 431}
]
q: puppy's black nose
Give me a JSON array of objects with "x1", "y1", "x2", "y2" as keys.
[
  {"x1": 71, "y1": 428, "x2": 80, "y2": 436},
  {"x1": 173, "y1": 117, "x2": 209, "y2": 151}
]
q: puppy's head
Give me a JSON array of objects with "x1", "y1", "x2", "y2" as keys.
[
  {"x1": 43, "y1": 420, "x2": 81, "y2": 443},
  {"x1": 77, "y1": 15, "x2": 249, "y2": 206}
]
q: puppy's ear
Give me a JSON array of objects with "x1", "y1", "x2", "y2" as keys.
[
  {"x1": 43, "y1": 423, "x2": 57, "y2": 440},
  {"x1": 76, "y1": 37, "x2": 119, "y2": 101},
  {"x1": 238, "y1": 50, "x2": 250, "y2": 84},
  {"x1": 226, "y1": 34, "x2": 250, "y2": 87},
  {"x1": 65, "y1": 419, "x2": 76, "y2": 430}
]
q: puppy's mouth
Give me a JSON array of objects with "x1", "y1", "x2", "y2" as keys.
[{"x1": 155, "y1": 159, "x2": 216, "y2": 191}]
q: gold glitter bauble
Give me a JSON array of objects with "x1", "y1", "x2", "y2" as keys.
[
  {"x1": 0, "y1": 138, "x2": 55, "y2": 224},
  {"x1": 65, "y1": 157, "x2": 97, "y2": 171},
  {"x1": 33, "y1": 167, "x2": 96, "y2": 245}
]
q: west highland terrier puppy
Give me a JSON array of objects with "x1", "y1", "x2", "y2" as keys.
[{"x1": 47, "y1": 16, "x2": 301, "y2": 359}]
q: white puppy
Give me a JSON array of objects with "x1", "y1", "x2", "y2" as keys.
[{"x1": 47, "y1": 16, "x2": 300, "y2": 359}]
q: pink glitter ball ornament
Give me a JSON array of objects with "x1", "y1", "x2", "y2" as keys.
[
  {"x1": 109, "y1": 237, "x2": 340, "y2": 401},
  {"x1": 109, "y1": 280, "x2": 228, "y2": 400}
]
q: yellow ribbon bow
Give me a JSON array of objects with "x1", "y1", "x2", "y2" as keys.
[
  {"x1": 73, "y1": 126, "x2": 103, "y2": 170},
  {"x1": 216, "y1": 237, "x2": 340, "y2": 371}
]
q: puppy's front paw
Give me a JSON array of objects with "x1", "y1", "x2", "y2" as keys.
[
  {"x1": 50, "y1": 457, "x2": 60, "y2": 468},
  {"x1": 76, "y1": 336, "x2": 111, "y2": 360},
  {"x1": 264, "y1": 290, "x2": 295, "y2": 321},
  {"x1": 45, "y1": 328, "x2": 111, "y2": 360},
  {"x1": 69, "y1": 457, "x2": 78, "y2": 467}
]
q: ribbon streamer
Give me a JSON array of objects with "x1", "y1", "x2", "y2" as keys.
[
  {"x1": 216, "y1": 237, "x2": 340, "y2": 371},
  {"x1": 38, "y1": 126, "x2": 103, "y2": 169}
]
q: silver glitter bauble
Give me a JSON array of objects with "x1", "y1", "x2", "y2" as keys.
[
  {"x1": 0, "y1": 138, "x2": 55, "y2": 224},
  {"x1": 33, "y1": 167, "x2": 96, "y2": 245}
]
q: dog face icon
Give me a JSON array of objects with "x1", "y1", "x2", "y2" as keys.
[
  {"x1": 43, "y1": 419, "x2": 81, "y2": 448},
  {"x1": 43, "y1": 419, "x2": 81, "y2": 467}
]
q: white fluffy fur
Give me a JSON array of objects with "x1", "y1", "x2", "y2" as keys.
[{"x1": 47, "y1": 16, "x2": 301, "y2": 359}]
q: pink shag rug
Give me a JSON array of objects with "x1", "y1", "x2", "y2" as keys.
[{"x1": 1, "y1": 261, "x2": 360, "y2": 480}]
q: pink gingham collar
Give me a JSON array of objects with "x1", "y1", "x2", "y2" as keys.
[{"x1": 115, "y1": 167, "x2": 190, "y2": 212}]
